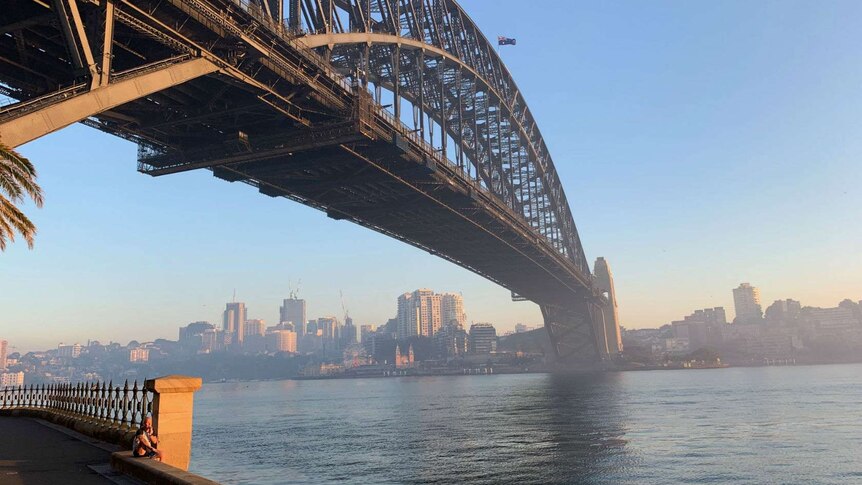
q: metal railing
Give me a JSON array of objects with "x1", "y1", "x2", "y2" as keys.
[{"x1": 0, "y1": 380, "x2": 153, "y2": 430}]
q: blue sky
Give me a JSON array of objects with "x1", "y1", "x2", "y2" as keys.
[{"x1": 3, "y1": 0, "x2": 861, "y2": 351}]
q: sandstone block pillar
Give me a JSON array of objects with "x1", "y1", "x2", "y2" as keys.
[{"x1": 145, "y1": 375, "x2": 203, "y2": 470}]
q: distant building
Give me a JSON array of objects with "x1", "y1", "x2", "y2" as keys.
[
  {"x1": 243, "y1": 319, "x2": 267, "y2": 339},
  {"x1": 671, "y1": 307, "x2": 727, "y2": 350},
  {"x1": 57, "y1": 343, "x2": 82, "y2": 359},
  {"x1": 279, "y1": 298, "x2": 307, "y2": 336},
  {"x1": 514, "y1": 324, "x2": 529, "y2": 334},
  {"x1": 317, "y1": 317, "x2": 339, "y2": 341},
  {"x1": 397, "y1": 289, "x2": 466, "y2": 339},
  {"x1": 764, "y1": 299, "x2": 802, "y2": 325},
  {"x1": 803, "y1": 305, "x2": 859, "y2": 333},
  {"x1": 0, "y1": 340, "x2": 6, "y2": 370},
  {"x1": 469, "y1": 323, "x2": 497, "y2": 354},
  {"x1": 223, "y1": 302, "x2": 247, "y2": 346},
  {"x1": 178, "y1": 321, "x2": 216, "y2": 352},
  {"x1": 733, "y1": 283, "x2": 763, "y2": 324},
  {"x1": 200, "y1": 328, "x2": 221, "y2": 353},
  {"x1": 360, "y1": 325, "x2": 376, "y2": 343},
  {"x1": 267, "y1": 330, "x2": 297, "y2": 353},
  {"x1": 441, "y1": 293, "x2": 467, "y2": 327},
  {"x1": 395, "y1": 344, "x2": 414, "y2": 368},
  {"x1": 1, "y1": 371, "x2": 24, "y2": 387},
  {"x1": 342, "y1": 316, "x2": 358, "y2": 345},
  {"x1": 129, "y1": 348, "x2": 149, "y2": 362},
  {"x1": 435, "y1": 324, "x2": 469, "y2": 358}
]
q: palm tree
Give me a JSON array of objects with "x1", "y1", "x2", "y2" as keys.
[{"x1": 0, "y1": 142, "x2": 43, "y2": 250}]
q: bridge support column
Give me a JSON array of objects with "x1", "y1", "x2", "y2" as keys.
[{"x1": 541, "y1": 298, "x2": 611, "y2": 370}]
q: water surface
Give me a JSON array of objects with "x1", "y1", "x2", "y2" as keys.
[{"x1": 190, "y1": 364, "x2": 862, "y2": 484}]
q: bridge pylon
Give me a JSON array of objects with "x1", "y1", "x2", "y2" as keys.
[{"x1": 541, "y1": 295, "x2": 613, "y2": 371}]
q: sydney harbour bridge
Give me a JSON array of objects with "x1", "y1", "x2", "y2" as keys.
[{"x1": 0, "y1": 0, "x2": 621, "y2": 367}]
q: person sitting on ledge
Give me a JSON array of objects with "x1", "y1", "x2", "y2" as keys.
[{"x1": 133, "y1": 416, "x2": 163, "y2": 461}]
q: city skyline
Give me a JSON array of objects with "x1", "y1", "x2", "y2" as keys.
[{"x1": 3, "y1": 0, "x2": 862, "y2": 350}]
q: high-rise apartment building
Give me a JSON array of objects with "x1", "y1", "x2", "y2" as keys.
[
  {"x1": 280, "y1": 298, "x2": 307, "y2": 336},
  {"x1": 594, "y1": 257, "x2": 623, "y2": 354},
  {"x1": 469, "y1": 323, "x2": 497, "y2": 354},
  {"x1": 0, "y1": 340, "x2": 7, "y2": 371},
  {"x1": 341, "y1": 316, "x2": 357, "y2": 346},
  {"x1": 441, "y1": 293, "x2": 466, "y2": 327},
  {"x1": 223, "y1": 302, "x2": 247, "y2": 345},
  {"x1": 397, "y1": 289, "x2": 462, "y2": 339},
  {"x1": 733, "y1": 283, "x2": 763, "y2": 324},
  {"x1": 317, "y1": 317, "x2": 339, "y2": 341}
]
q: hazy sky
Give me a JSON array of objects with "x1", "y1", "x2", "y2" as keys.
[{"x1": 3, "y1": 0, "x2": 861, "y2": 351}]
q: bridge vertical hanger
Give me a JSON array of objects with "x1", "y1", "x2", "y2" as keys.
[
  {"x1": 53, "y1": 0, "x2": 98, "y2": 85},
  {"x1": 392, "y1": 44, "x2": 400, "y2": 120},
  {"x1": 418, "y1": 50, "x2": 424, "y2": 142},
  {"x1": 439, "y1": 59, "x2": 447, "y2": 161},
  {"x1": 288, "y1": 0, "x2": 301, "y2": 32},
  {"x1": 99, "y1": 0, "x2": 114, "y2": 87}
]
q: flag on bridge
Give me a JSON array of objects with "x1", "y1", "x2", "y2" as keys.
[{"x1": 498, "y1": 36, "x2": 517, "y2": 46}]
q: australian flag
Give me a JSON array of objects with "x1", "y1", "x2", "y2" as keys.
[{"x1": 498, "y1": 36, "x2": 517, "y2": 46}]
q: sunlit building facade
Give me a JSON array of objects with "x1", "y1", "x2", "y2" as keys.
[{"x1": 733, "y1": 283, "x2": 763, "y2": 324}]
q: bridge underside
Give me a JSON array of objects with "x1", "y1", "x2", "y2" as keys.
[{"x1": 0, "y1": 0, "x2": 610, "y2": 367}]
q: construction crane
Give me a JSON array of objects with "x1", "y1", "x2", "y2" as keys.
[
  {"x1": 288, "y1": 279, "x2": 302, "y2": 300},
  {"x1": 340, "y1": 290, "x2": 350, "y2": 323}
]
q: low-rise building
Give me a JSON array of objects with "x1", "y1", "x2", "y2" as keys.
[{"x1": 0, "y1": 371, "x2": 24, "y2": 387}]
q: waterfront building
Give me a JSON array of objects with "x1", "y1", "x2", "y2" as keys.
[
  {"x1": 594, "y1": 257, "x2": 624, "y2": 354},
  {"x1": 733, "y1": 283, "x2": 763, "y2": 324},
  {"x1": 223, "y1": 302, "x2": 247, "y2": 346},
  {"x1": 469, "y1": 323, "x2": 497, "y2": 354},
  {"x1": 1, "y1": 371, "x2": 24, "y2": 387},
  {"x1": 395, "y1": 344, "x2": 414, "y2": 368},
  {"x1": 280, "y1": 298, "x2": 307, "y2": 336}
]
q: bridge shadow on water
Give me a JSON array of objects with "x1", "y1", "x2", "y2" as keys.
[{"x1": 191, "y1": 374, "x2": 638, "y2": 484}]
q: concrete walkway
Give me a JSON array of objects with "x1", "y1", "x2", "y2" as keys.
[{"x1": 0, "y1": 416, "x2": 123, "y2": 485}]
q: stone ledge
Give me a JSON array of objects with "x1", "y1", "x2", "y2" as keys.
[
  {"x1": 0, "y1": 408, "x2": 136, "y2": 448},
  {"x1": 111, "y1": 451, "x2": 220, "y2": 485}
]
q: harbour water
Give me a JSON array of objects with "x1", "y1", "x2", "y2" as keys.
[{"x1": 189, "y1": 364, "x2": 862, "y2": 484}]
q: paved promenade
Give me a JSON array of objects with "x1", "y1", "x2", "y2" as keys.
[{"x1": 0, "y1": 416, "x2": 127, "y2": 484}]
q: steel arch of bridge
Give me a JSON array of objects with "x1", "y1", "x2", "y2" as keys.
[
  {"x1": 291, "y1": 0, "x2": 590, "y2": 277},
  {"x1": 0, "y1": 0, "x2": 610, "y2": 366}
]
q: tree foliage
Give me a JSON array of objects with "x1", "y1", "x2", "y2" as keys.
[{"x1": 0, "y1": 142, "x2": 43, "y2": 250}]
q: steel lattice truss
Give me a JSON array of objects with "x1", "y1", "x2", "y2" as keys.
[
  {"x1": 291, "y1": 0, "x2": 590, "y2": 275},
  {"x1": 0, "y1": 0, "x2": 607, "y2": 364}
]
